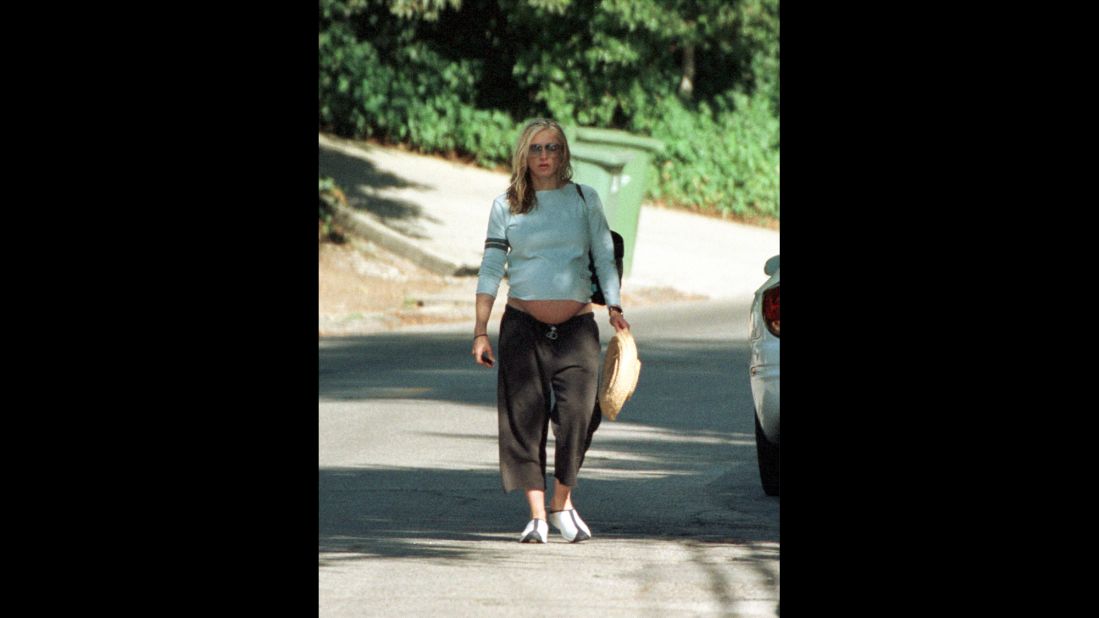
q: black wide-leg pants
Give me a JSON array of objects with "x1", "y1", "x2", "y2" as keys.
[{"x1": 497, "y1": 305, "x2": 603, "y2": 493}]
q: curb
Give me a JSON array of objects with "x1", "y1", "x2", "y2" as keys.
[{"x1": 330, "y1": 201, "x2": 477, "y2": 277}]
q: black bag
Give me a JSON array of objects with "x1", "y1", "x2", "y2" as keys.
[{"x1": 576, "y1": 184, "x2": 624, "y2": 306}]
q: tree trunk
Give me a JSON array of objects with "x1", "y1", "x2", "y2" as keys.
[{"x1": 678, "y1": 42, "x2": 695, "y2": 99}]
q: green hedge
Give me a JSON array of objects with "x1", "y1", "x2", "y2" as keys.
[
  {"x1": 318, "y1": 20, "x2": 516, "y2": 167},
  {"x1": 319, "y1": 0, "x2": 779, "y2": 220},
  {"x1": 635, "y1": 91, "x2": 779, "y2": 218}
]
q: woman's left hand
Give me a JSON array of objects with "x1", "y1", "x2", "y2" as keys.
[{"x1": 609, "y1": 310, "x2": 630, "y2": 332}]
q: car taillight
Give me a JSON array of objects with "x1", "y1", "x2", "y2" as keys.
[{"x1": 762, "y1": 284, "x2": 779, "y2": 337}]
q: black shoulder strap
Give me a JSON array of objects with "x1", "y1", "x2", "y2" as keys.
[{"x1": 577, "y1": 181, "x2": 623, "y2": 258}]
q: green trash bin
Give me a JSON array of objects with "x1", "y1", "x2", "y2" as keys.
[
  {"x1": 565, "y1": 127, "x2": 664, "y2": 277},
  {"x1": 568, "y1": 143, "x2": 634, "y2": 284}
]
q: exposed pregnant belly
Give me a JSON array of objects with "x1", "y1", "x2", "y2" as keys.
[{"x1": 507, "y1": 298, "x2": 593, "y2": 324}]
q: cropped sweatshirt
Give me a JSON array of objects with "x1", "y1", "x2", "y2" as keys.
[{"x1": 476, "y1": 182, "x2": 621, "y2": 307}]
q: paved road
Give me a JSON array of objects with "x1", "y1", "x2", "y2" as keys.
[{"x1": 319, "y1": 300, "x2": 780, "y2": 616}]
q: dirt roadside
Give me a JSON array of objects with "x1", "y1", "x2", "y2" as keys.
[{"x1": 318, "y1": 235, "x2": 705, "y2": 337}]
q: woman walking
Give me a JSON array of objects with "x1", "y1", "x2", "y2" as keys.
[{"x1": 471, "y1": 118, "x2": 629, "y2": 543}]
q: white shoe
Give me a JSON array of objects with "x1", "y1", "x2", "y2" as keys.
[
  {"x1": 519, "y1": 518, "x2": 548, "y2": 543},
  {"x1": 548, "y1": 509, "x2": 592, "y2": 543}
]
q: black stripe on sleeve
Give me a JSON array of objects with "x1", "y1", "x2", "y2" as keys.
[{"x1": 484, "y1": 238, "x2": 509, "y2": 251}]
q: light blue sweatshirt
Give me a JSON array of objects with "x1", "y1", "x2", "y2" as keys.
[{"x1": 476, "y1": 182, "x2": 621, "y2": 307}]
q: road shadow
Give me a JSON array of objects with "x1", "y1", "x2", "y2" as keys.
[
  {"x1": 320, "y1": 333, "x2": 494, "y2": 407},
  {"x1": 320, "y1": 331, "x2": 776, "y2": 562},
  {"x1": 319, "y1": 463, "x2": 776, "y2": 554},
  {"x1": 319, "y1": 466, "x2": 512, "y2": 564},
  {"x1": 319, "y1": 333, "x2": 757, "y2": 436},
  {"x1": 318, "y1": 142, "x2": 441, "y2": 238}
]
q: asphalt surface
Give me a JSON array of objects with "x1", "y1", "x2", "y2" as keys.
[{"x1": 320, "y1": 300, "x2": 779, "y2": 617}]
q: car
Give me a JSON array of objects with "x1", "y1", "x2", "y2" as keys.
[{"x1": 749, "y1": 254, "x2": 780, "y2": 496}]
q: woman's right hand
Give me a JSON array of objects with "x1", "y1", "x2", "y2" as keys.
[{"x1": 472, "y1": 335, "x2": 495, "y2": 368}]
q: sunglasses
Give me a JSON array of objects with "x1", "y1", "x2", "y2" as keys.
[{"x1": 529, "y1": 143, "x2": 563, "y2": 155}]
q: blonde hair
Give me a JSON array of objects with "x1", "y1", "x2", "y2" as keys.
[{"x1": 506, "y1": 118, "x2": 573, "y2": 215}]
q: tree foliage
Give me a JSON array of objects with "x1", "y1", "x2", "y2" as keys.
[{"x1": 319, "y1": 0, "x2": 779, "y2": 219}]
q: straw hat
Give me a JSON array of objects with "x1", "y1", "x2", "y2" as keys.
[{"x1": 599, "y1": 329, "x2": 641, "y2": 421}]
